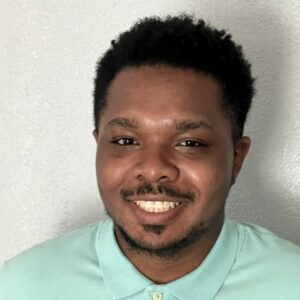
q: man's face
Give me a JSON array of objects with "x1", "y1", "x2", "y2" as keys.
[{"x1": 94, "y1": 66, "x2": 249, "y2": 255}]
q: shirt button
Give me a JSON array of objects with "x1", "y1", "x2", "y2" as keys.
[{"x1": 152, "y1": 291, "x2": 163, "y2": 300}]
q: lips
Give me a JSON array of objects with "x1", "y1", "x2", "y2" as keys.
[
  {"x1": 134, "y1": 200, "x2": 181, "y2": 213},
  {"x1": 126, "y1": 196, "x2": 186, "y2": 225}
]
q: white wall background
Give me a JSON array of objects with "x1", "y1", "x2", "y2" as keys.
[{"x1": 1, "y1": 0, "x2": 300, "y2": 266}]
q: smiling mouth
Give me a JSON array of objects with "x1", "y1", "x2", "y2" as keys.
[{"x1": 134, "y1": 200, "x2": 181, "y2": 213}]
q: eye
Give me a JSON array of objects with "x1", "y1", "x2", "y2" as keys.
[
  {"x1": 111, "y1": 137, "x2": 137, "y2": 146},
  {"x1": 177, "y1": 140, "x2": 208, "y2": 147}
]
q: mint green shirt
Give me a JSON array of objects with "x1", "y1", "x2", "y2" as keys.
[{"x1": 1, "y1": 219, "x2": 300, "y2": 300}]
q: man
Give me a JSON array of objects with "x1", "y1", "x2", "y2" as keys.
[{"x1": 1, "y1": 15, "x2": 300, "y2": 300}]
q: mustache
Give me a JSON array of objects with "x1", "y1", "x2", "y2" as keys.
[{"x1": 120, "y1": 182, "x2": 195, "y2": 202}]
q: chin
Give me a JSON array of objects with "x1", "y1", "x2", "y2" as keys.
[{"x1": 114, "y1": 219, "x2": 207, "y2": 259}]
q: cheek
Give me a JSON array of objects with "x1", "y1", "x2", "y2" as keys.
[
  {"x1": 96, "y1": 148, "x2": 131, "y2": 192},
  {"x1": 96, "y1": 151, "x2": 125, "y2": 215},
  {"x1": 182, "y1": 152, "x2": 234, "y2": 194}
]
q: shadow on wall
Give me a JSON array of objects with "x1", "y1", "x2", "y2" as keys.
[{"x1": 213, "y1": 4, "x2": 300, "y2": 245}]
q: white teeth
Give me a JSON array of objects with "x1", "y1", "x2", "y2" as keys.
[{"x1": 134, "y1": 201, "x2": 180, "y2": 213}]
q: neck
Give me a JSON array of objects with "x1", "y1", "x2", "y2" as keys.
[{"x1": 115, "y1": 218, "x2": 224, "y2": 284}]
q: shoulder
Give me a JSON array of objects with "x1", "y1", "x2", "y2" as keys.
[
  {"x1": 218, "y1": 221, "x2": 300, "y2": 299},
  {"x1": 0, "y1": 220, "x2": 112, "y2": 300},
  {"x1": 232, "y1": 221, "x2": 300, "y2": 287},
  {"x1": 235, "y1": 221, "x2": 300, "y2": 259},
  {"x1": 2, "y1": 221, "x2": 102, "y2": 269}
]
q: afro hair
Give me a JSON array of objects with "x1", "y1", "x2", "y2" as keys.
[{"x1": 93, "y1": 14, "x2": 255, "y2": 141}]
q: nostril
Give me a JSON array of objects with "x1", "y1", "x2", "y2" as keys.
[
  {"x1": 137, "y1": 174, "x2": 146, "y2": 181},
  {"x1": 158, "y1": 175, "x2": 169, "y2": 181},
  {"x1": 133, "y1": 156, "x2": 180, "y2": 182}
]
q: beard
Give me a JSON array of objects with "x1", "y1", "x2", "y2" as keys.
[
  {"x1": 112, "y1": 217, "x2": 207, "y2": 259},
  {"x1": 104, "y1": 182, "x2": 223, "y2": 259}
]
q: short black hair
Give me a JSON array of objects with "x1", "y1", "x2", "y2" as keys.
[{"x1": 93, "y1": 14, "x2": 255, "y2": 141}]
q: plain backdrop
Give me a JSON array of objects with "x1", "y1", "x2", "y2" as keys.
[{"x1": 1, "y1": 0, "x2": 300, "y2": 266}]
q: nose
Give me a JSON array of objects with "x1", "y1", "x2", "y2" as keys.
[{"x1": 132, "y1": 147, "x2": 180, "y2": 183}]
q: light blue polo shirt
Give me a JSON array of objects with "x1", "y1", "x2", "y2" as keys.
[{"x1": 1, "y1": 218, "x2": 300, "y2": 300}]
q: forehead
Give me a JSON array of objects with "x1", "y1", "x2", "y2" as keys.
[{"x1": 100, "y1": 66, "x2": 229, "y2": 132}]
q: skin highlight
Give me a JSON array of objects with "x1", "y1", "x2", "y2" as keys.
[{"x1": 93, "y1": 65, "x2": 250, "y2": 283}]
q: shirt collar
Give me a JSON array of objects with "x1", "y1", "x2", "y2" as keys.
[
  {"x1": 165, "y1": 218, "x2": 239, "y2": 299},
  {"x1": 97, "y1": 220, "x2": 152, "y2": 299},
  {"x1": 97, "y1": 218, "x2": 238, "y2": 300}
]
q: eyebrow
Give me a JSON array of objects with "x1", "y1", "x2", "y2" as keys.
[
  {"x1": 105, "y1": 117, "x2": 213, "y2": 131},
  {"x1": 175, "y1": 120, "x2": 214, "y2": 131},
  {"x1": 105, "y1": 118, "x2": 139, "y2": 129}
]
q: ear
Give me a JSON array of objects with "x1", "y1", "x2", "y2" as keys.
[
  {"x1": 231, "y1": 136, "x2": 251, "y2": 185},
  {"x1": 92, "y1": 130, "x2": 98, "y2": 143}
]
